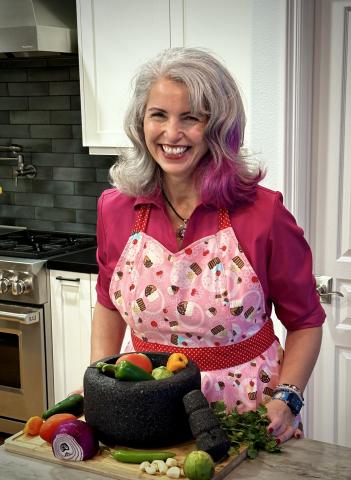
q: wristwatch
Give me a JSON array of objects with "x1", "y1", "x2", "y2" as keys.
[{"x1": 272, "y1": 389, "x2": 303, "y2": 415}]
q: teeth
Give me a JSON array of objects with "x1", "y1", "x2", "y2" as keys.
[{"x1": 162, "y1": 145, "x2": 188, "y2": 155}]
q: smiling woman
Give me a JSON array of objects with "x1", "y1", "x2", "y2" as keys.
[{"x1": 90, "y1": 47, "x2": 325, "y2": 447}]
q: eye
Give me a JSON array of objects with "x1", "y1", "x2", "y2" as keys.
[{"x1": 149, "y1": 111, "x2": 166, "y2": 119}]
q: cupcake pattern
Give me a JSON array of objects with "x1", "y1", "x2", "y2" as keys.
[{"x1": 109, "y1": 205, "x2": 282, "y2": 412}]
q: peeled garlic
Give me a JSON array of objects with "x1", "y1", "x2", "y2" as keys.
[
  {"x1": 139, "y1": 461, "x2": 151, "y2": 472},
  {"x1": 145, "y1": 464, "x2": 157, "y2": 475},
  {"x1": 167, "y1": 466, "x2": 181, "y2": 478},
  {"x1": 166, "y1": 457, "x2": 178, "y2": 467},
  {"x1": 151, "y1": 459, "x2": 168, "y2": 474}
]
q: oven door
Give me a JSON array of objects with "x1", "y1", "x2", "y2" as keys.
[{"x1": 0, "y1": 303, "x2": 47, "y2": 433}]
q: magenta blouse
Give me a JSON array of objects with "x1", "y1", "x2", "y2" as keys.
[{"x1": 96, "y1": 185, "x2": 325, "y2": 331}]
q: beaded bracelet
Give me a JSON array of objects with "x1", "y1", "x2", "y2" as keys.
[{"x1": 275, "y1": 383, "x2": 304, "y2": 399}]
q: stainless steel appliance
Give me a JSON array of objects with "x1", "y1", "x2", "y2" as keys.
[{"x1": 0, "y1": 230, "x2": 96, "y2": 434}]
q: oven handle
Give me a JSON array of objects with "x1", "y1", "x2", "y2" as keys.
[
  {"x1": 55, "y1": 276, "x2": 80, "y2": 282},
  {"x1": 0, "y1": 309, "x2": 40, "y2": 325}
]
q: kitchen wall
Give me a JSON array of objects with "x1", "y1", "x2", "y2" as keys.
[{"x1": 0, "y1": 55, "x2": 115, "y2": 234}]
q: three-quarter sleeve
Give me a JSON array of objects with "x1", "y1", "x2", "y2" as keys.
[
  {"x1": 95, "y1": 192, "x2": 117, "y2": 310},
  {"x1": 266, "y1": 192, "x2": 325, "y2": 330}
]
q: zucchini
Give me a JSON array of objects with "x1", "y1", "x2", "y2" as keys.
[
  {"x1": 42, "y1": 393, "x2": 84, "y2": 420},
  {"x1": 112, "y1": 448, "x2": 176, "y2": 463}
]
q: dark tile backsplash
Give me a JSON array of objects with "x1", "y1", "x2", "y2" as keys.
[{"x1": 0, "y1": 55, "x2": 115, "y2": 234}]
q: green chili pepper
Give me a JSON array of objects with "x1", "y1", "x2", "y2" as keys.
[
  {"x1": 115, "y1": 360, "x2": 153, "y2": 381},
  {"x1": 112, "y1": 448, "x2": 176, "y2": 463},
  {"x1": 42, "y1": 394, "x2": 84, "y2": 420}
]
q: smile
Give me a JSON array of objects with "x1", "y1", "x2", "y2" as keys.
[{"x1": 161, "y1": 145, "x2": 189, "y2": 155}]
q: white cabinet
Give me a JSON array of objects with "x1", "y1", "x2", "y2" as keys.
[
  {"x1": 76, "y1": 0, "x2": 257, "y2": 153},
  {"x1": 50, "y1": 270, "x2": 93, "y2": 403},
  {"x1": 76, "y1": 0, "x2": 171, "y2": 151}
]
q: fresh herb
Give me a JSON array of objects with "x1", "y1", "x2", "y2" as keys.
[{"x1": 212, "y1": 402, "x2": 281, "y2": 459}]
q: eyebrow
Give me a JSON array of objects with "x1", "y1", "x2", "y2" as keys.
[{"x1": 146, "y1": 107, "x2": 195, "y2": 116}]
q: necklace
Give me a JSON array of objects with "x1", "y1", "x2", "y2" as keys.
[{"x1": 162, "y1": 191, "x2": 188, "y2": 240}]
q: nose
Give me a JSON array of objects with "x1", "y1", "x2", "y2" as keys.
[{"x1": 163, "y1": 118, "x2": 184, "y2": 142}]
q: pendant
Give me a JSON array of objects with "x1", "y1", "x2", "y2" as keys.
[{"x1": 176, "y1": 220, "x2": 187, "y2": 240}]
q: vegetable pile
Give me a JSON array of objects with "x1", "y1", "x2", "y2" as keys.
[
  {"x1": 212, "y1": 402, "x2": 281, "y2": 459},
  {"x1": 96, "y1": 352, "x2": 189, "y2": 382}
]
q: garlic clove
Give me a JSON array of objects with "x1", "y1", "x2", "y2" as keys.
[
  {"x1": 166, "y1": 466, "x2": 181, "y2": 478},
  {"x1": 166, "y1": 457, "x2": 178, "y2": 467}
]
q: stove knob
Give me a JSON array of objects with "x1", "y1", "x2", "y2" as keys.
[
  {"x1": 0, "y1": 276, "x2": 11, "y2": 294},
  {"x1": 11, "y1": 276, "x2": 33, "y2": 296}
]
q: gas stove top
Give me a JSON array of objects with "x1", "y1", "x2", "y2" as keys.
[{"x1": 0, "y1": 229, "x2": 96, "y2": 259}]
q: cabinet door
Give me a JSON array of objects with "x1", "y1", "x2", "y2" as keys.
[
  {"x1": 77, "y1": 0, "x2": 170, "y2": 150},
  {"x1": 50, "y1": 270, "x2": 92, "y2": 403}
]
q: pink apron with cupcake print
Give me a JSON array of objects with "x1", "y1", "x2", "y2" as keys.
[{"x1": 109, "y1": 205, "x2": 283, "y2": 412}]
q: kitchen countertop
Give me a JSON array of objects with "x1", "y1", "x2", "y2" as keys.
[
  {"x1": 46, "y1": 246, "x2": 98, "y2": 274},
  {"x1": 1, "y1": 438, "x2": 350, "y2": 479}
]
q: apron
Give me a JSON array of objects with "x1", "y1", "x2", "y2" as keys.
[{"x1": 109, "y1": 205, "x2": 283, "y2": 412}]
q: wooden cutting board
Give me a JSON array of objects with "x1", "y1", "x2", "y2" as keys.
[{"x1": 5, "y1": 430, "x2": 248, "y2": 480}]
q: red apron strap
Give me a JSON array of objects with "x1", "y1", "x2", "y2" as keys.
[
  {"x1": 218, "y1": 208, "x2": 231, "y2": 230},
  {"x1": 131, "y1": 205, "x2": 151, "y2": 234},
  {"x1": 131, "y1": 319, "x2": 277, "y2": 371}
]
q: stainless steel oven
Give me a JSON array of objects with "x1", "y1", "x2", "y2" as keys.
[
  {"x1": 0, "y1": 229, "x2": 96, "y2": 434},
  {"x1": 0, "y1": 303, "x2": 52, "y2": 433}
]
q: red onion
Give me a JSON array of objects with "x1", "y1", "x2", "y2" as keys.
[{"x1": 52, "y1": 419, "x2": 99, "y2": 461}]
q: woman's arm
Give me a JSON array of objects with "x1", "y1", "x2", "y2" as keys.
[
  {"x1": 90, "y1": 301, "x2": 127, "y2": 363},
  {"x1": 266, "y1": 325, "x2": 322, "y2": 442}
]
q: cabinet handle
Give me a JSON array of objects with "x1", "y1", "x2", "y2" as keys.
[{"x1": 55, "y1": 276, "x2": 81, "y2": 282}]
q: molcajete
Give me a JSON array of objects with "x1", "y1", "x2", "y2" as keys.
[{"x1": 83, "y1": 352, "x2": 201, "y2": 447}]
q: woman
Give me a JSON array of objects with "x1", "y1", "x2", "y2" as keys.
[{"x1": 92, "y1": 47, "x2": 325, "y2": 444}]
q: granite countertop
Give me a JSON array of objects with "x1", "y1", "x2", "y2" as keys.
[
  {"x1": 46, "y1": 246, "x2": 98, "y2": 274},
  {"x1": 1, "y1": 438, "x2": 350, "y2": 480}
]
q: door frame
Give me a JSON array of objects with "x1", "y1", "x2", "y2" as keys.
[{"x1": 284, "y1": 0, "x2": 315, "y2": 436}]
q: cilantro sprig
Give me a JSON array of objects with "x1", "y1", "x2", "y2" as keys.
[{"x1": 212, "y1": 402, "x2": 281, "y2": 459}]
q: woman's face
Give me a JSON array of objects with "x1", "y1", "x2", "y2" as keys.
[{"x1": 143, "y1": 78, "x2": 208, "y2": 182}]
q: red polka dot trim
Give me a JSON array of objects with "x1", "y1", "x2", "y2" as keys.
[
  {"x1": 131, "y1": 319, "x2": 276, "y2": 371},
  {"x1": 218, "y1": 208, "x2": 231, "y2": 230},
  {"x1": 131, "y1": 205, "x2": 151, "y2": 234}
]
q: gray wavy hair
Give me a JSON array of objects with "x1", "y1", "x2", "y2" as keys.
[{"x1": 109, "y1": 47, "x2": 262, "y2": 202}]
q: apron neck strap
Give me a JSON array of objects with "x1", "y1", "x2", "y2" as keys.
[{"x1": 132, "y1": 205, "x2": 231, "y2": 234}]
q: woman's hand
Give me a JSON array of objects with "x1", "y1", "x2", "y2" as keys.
[{"x1": 265, "y1": 399, "x2": 303, "y2": 444}]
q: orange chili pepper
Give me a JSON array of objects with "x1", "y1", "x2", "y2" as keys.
[
  {"x1": 166, "y1": 352, "x2": 189, "y2": 372},
  {"x1": 23, "y1": 415, "x2": 44, "y2": 436}
]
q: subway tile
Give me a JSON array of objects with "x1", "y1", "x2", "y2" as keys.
[
  {"x1": 74, "y1": 153, "x2": 115, "y2": 168},
  {"x1": 70, "y1": 95, "x2": 81, "y2": 110},
  {"x1": 32, "y1": 166, "x2": 53, "y2": 180},
  {"x1": 0, "y1": 124, "x2": 30, "y2": 138},
  {"x1": 52, "y1": 139, "x2": 87, "y2": 153},
  {"x1": 12, "y1": 138, "x2": 52, "y2": 152},
  {"x1": 29, "y1": 96, "x2": 70, "y2": 110},
  {"x1": 0, "y1": 204, "x2": 35, "y2": 218},
  {"x1": 14, "y1": 192, "x2": 54, "y2": 207},
  {"x1": 50, "y1": 81, "x2": 80, "y2": 95},
  {"x1": 35, "y1": 206, "x2": 76, "y2": 222},
  {"x1": 0, "y1": 69, "x2": 27, "y2": 82},
  {"x1": 72, "y1": 125, "x2": 82, "y2": 139},
  {"x1": 0, "y1": 111, "x2": 9, "y2": 123},
  {"x1": 75, "y1": 182, "x2": 108, "y2": 196},
  {"x1": 0, "y1": 83, "x2": 7, "y2": 95},
  {"x1": 15, "y1": 218, "x2": 55, "y2": 230},
  {"x1": 96, "y1": 168, "x2": 110, "y2": 183},
  {"x1": 69, "y1": 66, "x2": 79, "y2": 81},
  {"x1": 76, "y1": 209, "x2": 97, "y2": 224},
  {"x1": 54, "y1": 195, "x2": 97, "y2": 210},
  {"x1": 0, "y1": 97, "x2": 28, "y2": 110},
  {"x1": 8, "y1": 82, "x2": 49, "y2": 96},
  {"x1": 53, "y1": 167, "x2": 95, "y2": 182},
  {"x1": 31, "y1": 153, "x2": 73, "y2": 167},
  {"x1": 54, "y1": 222, "x2": 96, "y2": 234},
  {"x1": 31, "y1": 180, "x2": 74, "y2": 195},
  {"x1": 10, "y1": 110, "x2": 50, "y2": 124},
  {"x1": 50, "y1": 110, "x2": 81, "y2": 124},
  {"x1": 30, "y1": 125, "x2": 72, "y2": 139},
  {"x1": 28, "y1": 68, "x2": 69, "y2": 82}
]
